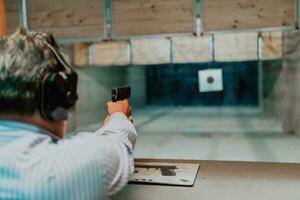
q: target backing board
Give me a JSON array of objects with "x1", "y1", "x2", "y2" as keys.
[{"x1": 198, "y1": 69, "x2": 223, "y2": 92}]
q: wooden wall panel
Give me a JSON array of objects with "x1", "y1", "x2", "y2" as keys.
[
  {"x1": 112, "y1": 0, "x2": 194, "y2": 36},
  {"x1": 172, "y1": 36, "x2": 212, "y2": 63},
  {"x1": 4, "y1": 0, "x2": 19, "y2": 34},
  {"x1": 215, "y1": 32, "x2": 257, "y2": 61},
  {"x1": 29, "y1": 0, "x2": 104, "y2": 38},
  {"x1": 203, "y1": 0, "x2": 295, "y2": 32},
  {"x1": 261, "y1": 32, "x2": 282, "y2": 60},
  {"x1": 90, "y1": 41, "x2": 129, "y2": 66},
  {"x1": 74, "y1": 43, "x2": 89, "y2": 66},
  {"x1": 132, "y1": 38, "x2": 170, "y2": 64}
]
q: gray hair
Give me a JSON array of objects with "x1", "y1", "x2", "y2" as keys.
[{"x1": 0, "y1": 28, "x2": 66, "y2": 115}]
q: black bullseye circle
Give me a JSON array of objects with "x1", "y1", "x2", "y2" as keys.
[{"x1": 207, "y1": 76, "x2": 214, "y2": 84}]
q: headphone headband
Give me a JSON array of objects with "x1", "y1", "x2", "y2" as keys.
[
  {"x1": 33, "y1": 32, "x2": 78, "y2": 121},
  {"x1": 32, "y1": 33, "x2": 72, "y2": 73}
]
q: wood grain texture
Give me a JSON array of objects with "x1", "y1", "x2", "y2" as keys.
[
  {"x1": 203, "y1": 0, "x2": 295, "y2": 32},
  {"x1": 29, "y1": 0, "x2": 104, "y2": 38},
  {"x1": 261, "y1": 32, "x2": 282, "y2": 60},
  {"x1": 215, "y1": 32, "x2": 257, "y2": 61},
  {"x1": 74, "y1": 43, "x2": 89, "y2": 66},
  {"x1": 131, "y1": 38, "x2": 170, "y2": 64},
  {"x1": 172, "y1": 36, "x2": 212, "y2": 63},
  {"x1": 112, "y1": 0, "x2": 194, "y2": 36},
  {"x1": 90, "y1": 41, "x2": 130, "y2": 66},
  {"x1": 4, "y1": 0, "x2": 19, "y2": 34}
]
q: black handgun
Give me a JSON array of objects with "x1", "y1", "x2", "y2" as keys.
[
  {"x1": 111, "y1": 86, "x2": 131, "y2": 102},
  {"x1": 135, "y1": 165, "x2": 178, "y2": 176}
]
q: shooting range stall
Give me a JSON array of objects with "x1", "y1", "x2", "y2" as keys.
[
  {"x1": 2, "y1": 0, "x2": 300, "y2": 199},
  {"x1": 113, "y1": 159, "x2": 300, "y2": 200}
]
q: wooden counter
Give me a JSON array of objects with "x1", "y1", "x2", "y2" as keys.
[{"x1": 113, "y1": 159, "x2": 300, "y2": 200}]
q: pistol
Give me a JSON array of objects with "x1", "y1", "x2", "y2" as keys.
[{"x1": 111, "y1": 86, "x2": 131, "y2": 102}]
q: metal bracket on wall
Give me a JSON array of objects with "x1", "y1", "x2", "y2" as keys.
[
  {"x1": 194, "y1": 0, "x2": 202, "y2": 36},
  {"x1": 128, "y1": 40, "x2": 133, "y2": 65},
  {"x1": 196, "y1": 0, "x2": 201, "y2": 17},
  {"x1": 18, "y1": 0, "x2": 28, "y2": 28},
  {"x1": 211, "y1": 34, "x2": 216, "y2": 62},
  {"x1": 104, "y1": 0, "x2": 113, "y2": 39},
  {"x1": 167, "y1": 37, "x2": 173, "y2": 64},
  {"x1": 296, "y1": 0, "x2": 300, "y2": 30},
  {"x1": 88, "y1": 44, "x2": 95, "y2": 65},
  {"x1": 257, "y1": 32, "x2": 262, "y2": 60},
  {"x1": 257, "y1": 32, "x2": 264, "y2": 111}
]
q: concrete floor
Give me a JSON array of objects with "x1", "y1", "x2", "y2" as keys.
[{"x1": 73, "y1": 106, "x2": 300, "y2": 163}]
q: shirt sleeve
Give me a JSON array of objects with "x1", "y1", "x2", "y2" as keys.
[
  {"x1": 93, "y1": 112, "x2": 137, "y2": 196},
  {"x1": 23, "y1": 112, "x2": 137, "y2": 200}
]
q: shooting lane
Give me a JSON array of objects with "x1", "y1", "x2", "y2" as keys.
[
  {"x1": 114, "y1": 159, "x2": 300, "y2": 200},
  {"x1": 2, "y1": 0, "x2": 300, "y2": 199}
]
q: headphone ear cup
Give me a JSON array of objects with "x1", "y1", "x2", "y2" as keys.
[
  {"x1": 40, "y1": 73, "x2": 70, "y2": 120},
  {"x1": 35, "y1": 37, "x2": 78, "y2": 121}
]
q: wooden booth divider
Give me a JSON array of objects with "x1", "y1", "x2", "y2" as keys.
[
  {"x1": 112, "y1": 0, "x2": 194, "y2": 37},
  {"x1": 202, "y1": 0, "x2": 295, "y2": 32},
  {"x1": 28, "y1": 0, "x2": 105, "y2": 39}
]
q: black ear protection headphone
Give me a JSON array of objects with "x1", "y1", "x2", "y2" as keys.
[{"x1": 33, "y1": 33, "x2": 78, "y2": 121}]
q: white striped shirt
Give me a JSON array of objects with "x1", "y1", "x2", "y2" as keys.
[{"x1": 0, "y1": 112, "x2": 137, "y2": 200}]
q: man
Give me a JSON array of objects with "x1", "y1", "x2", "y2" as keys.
[{"x1": 0, "y1": 28, "x2": 137, "y2": 199}]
